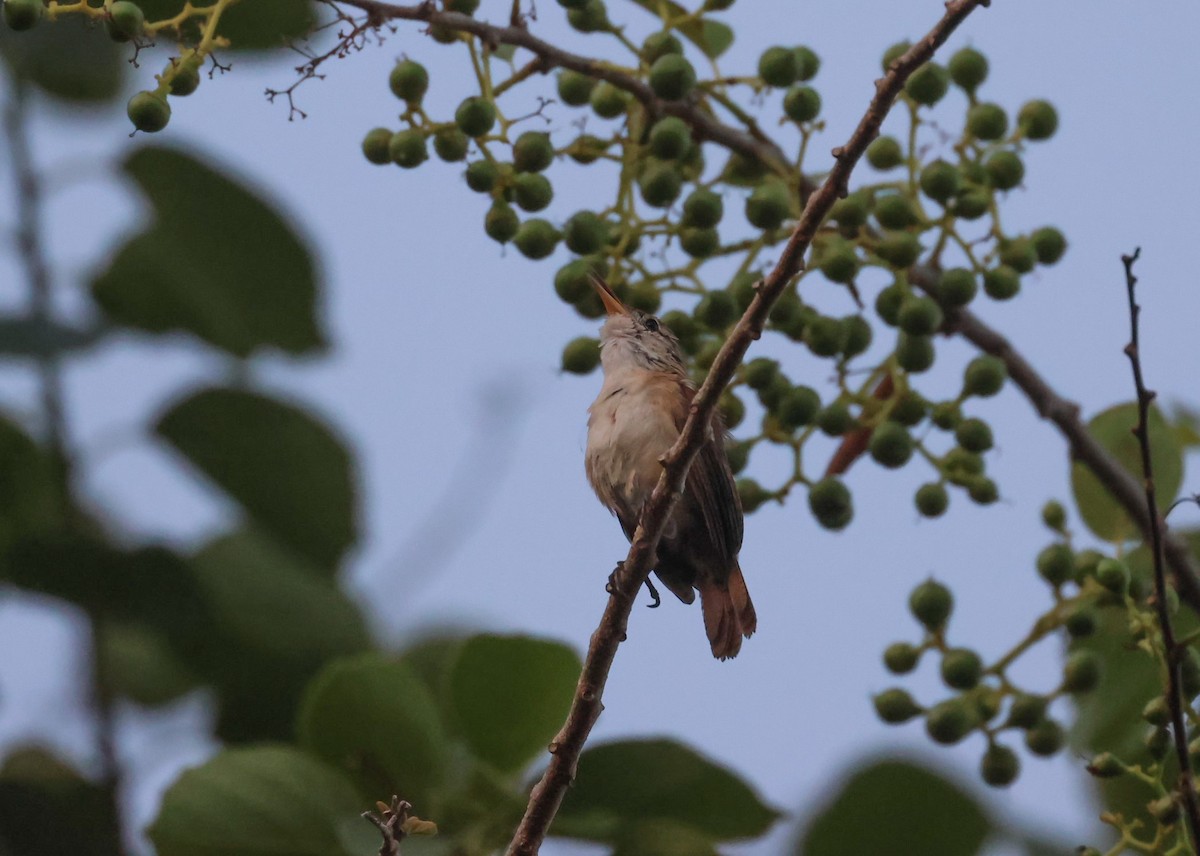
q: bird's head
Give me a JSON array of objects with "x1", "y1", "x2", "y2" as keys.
[{"x1": 590, "y1": 274, "x2": 686, "y2": 375}]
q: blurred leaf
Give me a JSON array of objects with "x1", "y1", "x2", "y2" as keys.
[
  {"x1": 157, "y1": 387, "x2": 357, "y2": 570},
  {"x1": 624, "y1": 1, "x2": 733, "y2": 58},
  {"x1": 401, "y1": 634, "x2": 468, "y2": 712},
  {"x1": 0, "y1": 316, "x2": 109, "y2": 359},
  {"x1": 1070, "y1": 403, "x2": 1182, "y2": 542},
  {"x1": 796, "y1": 759, "x2": 989, "y2": 856},
  {"x1": 1172, "y1": 403, "x2": 1200, "y2": 449},
  {"x1": 1018, "y1": 836, "x2": 1077, "y2": 856},
  {"x1": 101, "y1": 620, "x2": 199, "y2": 707},
  {"x1": 93, "y1": 146, "x2": 325, "y2": 358},
  {"x1": 189, "y1": 529, "x2": 370, "y2": 741},
  {"x1": 0, "y1": 413, "x2": 61, "y2": 573},
  {"x1": 449, "y1": 634, "x2": 580, "y2": 773},
  {"x1": 298, "y1": 653, "x2": 449, "y2": 807},
  {"x1": 130, "y1": 0, "x2": 316, "y2": 50},
  {"x1": 149, "y1": 745, "x2": 373, "y2": 856},
  {"x1": 0, "y1": 16, "x2": 124, "y2": 102},
  {"x1": 612, "y1": 820, "x2": 719, "y2": 856},
  {"x1": 0, "y1": 746, "x2": 120, "y2": 856},
  {"x1": 556, "y1": 739, "x2": 779, "y2": 843}
]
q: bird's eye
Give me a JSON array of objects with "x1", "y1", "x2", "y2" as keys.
[{"x1": 644, "y1": 317, "x2": 660, "y2": 333}]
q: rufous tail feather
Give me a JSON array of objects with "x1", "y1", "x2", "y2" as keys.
[{"x1": 699, "y1": 563, "x2": 756, "y2": 661}]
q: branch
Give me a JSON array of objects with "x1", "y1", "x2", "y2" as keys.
[
  {"x1": 1119, "y1": 248, "x2": 1200, "y2": 847},
  {"x1": 931, "y1": 285, "x2": 1200, "y2": 611},
  {"x1": 328, "y1": 0, "x2": 790, "y2": 171},
  {"x1": 504, "y1": 2, "x2": 992, "y2": 853}
]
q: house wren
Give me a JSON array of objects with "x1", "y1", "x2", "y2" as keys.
[{"x1": 584, "y1": 275, "x2": 756, "y2": 660}]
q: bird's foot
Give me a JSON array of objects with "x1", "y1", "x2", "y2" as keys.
[
  {"x1": 605, "y1": 561, "x2": 625, "y2": 595},
  {"x1": 643, "y1": 577, "x2": 661, "y2": 609}
]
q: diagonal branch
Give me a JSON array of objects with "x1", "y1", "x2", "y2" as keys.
[
  {"x1": 1119, "y1": 248, "x2": 1200, "y2": 848},
  {"x1": 503, "y1": 2, "x2": 992, "y2": 853}
]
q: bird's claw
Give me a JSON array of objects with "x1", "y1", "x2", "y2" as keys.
[
  {"x1": 606, "y1": 561, "x2": 625, "y2": 595},
  {"x1": 643, "y1": 577, "x2": 661, "y2": 609}
]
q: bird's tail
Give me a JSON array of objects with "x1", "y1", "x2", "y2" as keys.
[{"x1": 699, "y1": 563, "x2": 757, "y2": 660}]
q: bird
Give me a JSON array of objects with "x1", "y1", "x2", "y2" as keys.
[{"x1": 584, "y1": 274, "x2": 756, "y2": 660}]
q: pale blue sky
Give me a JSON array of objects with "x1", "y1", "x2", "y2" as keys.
[{"x1": 2, "y1": 2, "x2": 1199, "y2": 854}]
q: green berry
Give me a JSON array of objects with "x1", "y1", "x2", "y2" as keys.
[
  {"x1": 967, "y1": 477, "x2": 999, "y2": 505},
  {"x1": 794, "y1": 46, "x2": 820, "y2": 81},
  {"x1": 966, "y1": 102, "x2": 1008, "y2": 140},
  {"x1": 563, "y1": 211, "x2": 608, "y2": 255},
  {"x1": 915, "y1": 482, "x2": 949, "y2": 518},
  {"x1": 127, "y1": 91, "x2": 171, "y2": 133},
  {"x1": 637, "y1": 162, "x2": 682, "y2": 208},
  {"x1": 866, "y1": 136, "x2": 904, "y2": 170},
  {"x1": 745, "y1": 181, "x2": 792, "y2": 230},
  {"x1": 725, "y1": 439, "x2": 751, "y2": 475},
  {"x1": 1018, "y1": 99, "x2": 1058, "y2": 140},
  {"x1": 829, "y1": 192, "x2": 870, "y2": 228},
  {"x1": 484, "y1": 203, "x2": 519, "y2": 243},
  {"x1": 680, "y1": 227, "x2": 719, "y2": 259},
  {"x1": 1031, "y1": 227, "x2": 1067, "y2": 265},
  {"x1": 999, "y1": 238, "x2": 1037, "y2": 274},
  {"x1": 895, "y1": 332, "x2": 934, "y2": 373},
  {"x1": 718, "y1": 391, "x2": 745, "y2": 430},
  {"x1": 513, "y1": 218, "x2": 560, "y2": 259},
  {"x1": 694, "y1": 291, "x2": 737, "y2": 330},
  {"x1": 107, "y1": 1, "x2": 144, "y2": 41},
  {"x1": 869, "y1": 422, "x2": 914, "y2": 469},
  {"x1": 1087, "y1": 752, "x2": 1124, "y2": 779},
  {"x1": 954, "y1": 417, "x2": 992, "y2": 453},
  {"x1": 757, "y1": 375, "x2": 792, "y2": 411},
  {"x1": 361, "y1": 127, "x2": 393, "y2": 165},
  {"x1": 941, "y1": 648, "x2": 982, "y2": 690},
  {"x1": 512, "y1": 131, "x2": 555, "y2": 173},
  {"x1": 874, "y1": 194, "x2": 918, "y2": 229},
  {"x1": 880, "y1": 41, "x2": 911, "y2": 72},
  {"x1": 1095, "y1": 558, "x2": 1130, "y2": 595},
  {"x1": 557, "y1": 70, "x2": 596, "y2": 106},
  {"x1": 926, "y1": 699, "x2": 974, "y2": 745},
  {"x1": 841, "y1": 315, "x2": 872, "y2": 357},
  {"x1": 513, "y1": 172, "x2": 553, "y2": 212},
  {"x1": 758, "y1": 45, "x2": 798, "y2": 87},
  {"x1": 554, "y1": 259, "x2": 596, "y2": 303},
  {"x1": 905, "y1": 63, "x2": 950, "y2": 106},
  {"x1": 1142, "y1": 695, "x2": 1171, "y2": 727},
  {"x1": 389, "y1": 129, "x2": 428, "y2": 168},
  {"x1": 874, "y1": 688, "x2": 922, "y2": 724},
  {"x1": 909, "y1": 579, "x2": 952, "y2": 630},
  {"x1": 937, "y1": 268, "x2": 977, "y2": 308},
  {"x1": 681, "y1": 188, "x2": 723, "y2": 228},
  {"x1": 767, "y1": 386, "x2": 816, "y2": 431},
  {"x1": 389, "y1": 60, "x2": 429, "y2": 103},
  {"x1": 808, "y1": 477, "x2": 853, "y2": 530},
  {"x1": 737, "y1": 478, "x2": 771, "y2": 513},
  {"x1": 897, "y1": 296, "x2": 943, "y2": 336},
  {"x1": 433, "y1": 127, "x2": 469, "y2": 162},
  {"x1": 3, "y1": 0, "x2": 42, "y2": 30},
  {"x1": 883, "y1": 642, "x2": 921, "y2": 674},
  {"x1": 625, "y1": 280, "x2": 660, "y2": 314},
  {"x1": 464, "y1": 159, "x2": 499, "y2": 193},
  {"x1": 649, "y1": 54, "x2": 696, "y2": 100},
  {"x1": 167, "y1": 62, "x2": 201, "y2": 97},
  {"x1": 1041, "y1": 500, "x2": 1067, "y2": 531},
  {"x1": 1062, "y1": 650, "x2": 1102, "y2": 694},
  {"x1": 980, "y1": 743, "x2": 1019, "y2": 787},
  {"x1": 953, "y1": 190, "x2": 991, "y2": 220},
  {"x1": 783, "y1": 85, "x2": 821, "y2": 122},
  {"x1": 1007, "y1": 694, "x2": 1046, "y2": 729},
  {"x1": 874, "y1": 283, "x2": 903, "y2": 326},
  {"x1": 561, "y1": 336, "x2": 600, "y2": 374},
  {"x1": 816, "y1": 402, "x2": 853, "y2": 436},
  {"x1": 944, "y1": 447, "x2": 984, "y2": 477},
  {"x1": 566, "y1": 0, "x2": 609, "y2": 32},
  {"x1": 641, "y1": 31, "x2": 683, "y2": 63},
  {"x1": 455, "y1": 96, "x2": 497, "y2": 137},
  {"x1": 930, "y1": 402, "x2": 960, "y2": 430},
  {"x1": 1149, "y1": 795, "x2": 1180, "y2": 826},
  {"x1": 743, "y1": 358, "x2": 779, "y2": 390},
  {"x1": 963, "y1": 355, "x2": 1006, "y2": 397},
  {"x1": 948, "y1": 46, "x2": 988, "y2": 91},
  {"x1": 874, "y1": 232, "x2": 923, "y2": 269},
  {"x1": 648, "y1": 116, "x2": 692, "y2": 160},
  {"x1": 985, "y1": 150, "x2": 1024, "y2": 190},
  {"x1": 919, "y1": 160, "x2": 961, "y2": 204},
  {"x1": 818, "y1": 243, "x2": 859, "y2": 284},
  {"x1": 1035, "y1": 544, "x2": 1074, "y2": 586},
  {"x1": 982, "y1": 265, "x2": 1021, "y2": 301},
  {"x1": 1024, "y1": 718, "x2": 1065, "y2": 756}
]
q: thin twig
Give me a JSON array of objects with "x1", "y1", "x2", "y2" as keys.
[
  {"x1": 1119, "y1": 248, "x2": 1200, "y2": 848},
  {"x1": 502, "y1": 2, "x2": 992, "y2": 853}
]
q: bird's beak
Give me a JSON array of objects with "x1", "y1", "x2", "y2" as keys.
[{"x1": 589, "y1": 273, "x2": 629, "y2": 316}]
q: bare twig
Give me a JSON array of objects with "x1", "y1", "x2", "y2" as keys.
[
  {"x1": 1119, "y1": 248, "x2": 1200, "y2": 848},
  {"x1": 502, "y1": 2, "x2": 991, "y2": 853}
]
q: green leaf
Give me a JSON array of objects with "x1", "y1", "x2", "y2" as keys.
[
  {"x1": 92, "y1": 146, "x2": 325, "y2": 358},
  {"x1": 101, "y1": 620, "x2": 199, "y2": 707},
  {"x1": 796, "y1": 759, "x2": 989, "y2": 856},
  {"x1": 0, "y1": 16, "x2": 124, "y2": 102},
  {"x1": 624, "y1": 2, "x2": 733, "y2": 59},
  {"x1": 1070, "y1": 403, "x2": 1183, "y2": 542},
  {"x1": 0, "y1": 413, "x2": 62, "y2": 573},
  {"x1": 1171, "y1": 403, "x2": 1200, "y2": 450},
  {"x1": 156, "y1": 387, "x2": 357, "y2": 569},
  {"x1": 298, "y1": 653, "x2": 449, "y2": 807},
  {"x1": 130, "y1": 1, "x2": 317, "y2": 50},
  {"x1": 0, "y1": 746, "x2": 121, "y2": 856},
  {"x1": 613, "y1": 820, "x2": 719, "y2": 856},
  {"x1": 555, "y1": 739, "x2": 780, "y2": 843},
  {"x1": 188, "y1": 530, "x2": 370, "y2": 741},
  {"x1": 449, "y1": 634, "x2": 580, "y2": 773},
  {"x1": 149, "y1": 745, "x2": 374, "y2": 856},
  {"x1": 0, "y1": 316, "x2": 108, "y2": 359}
]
